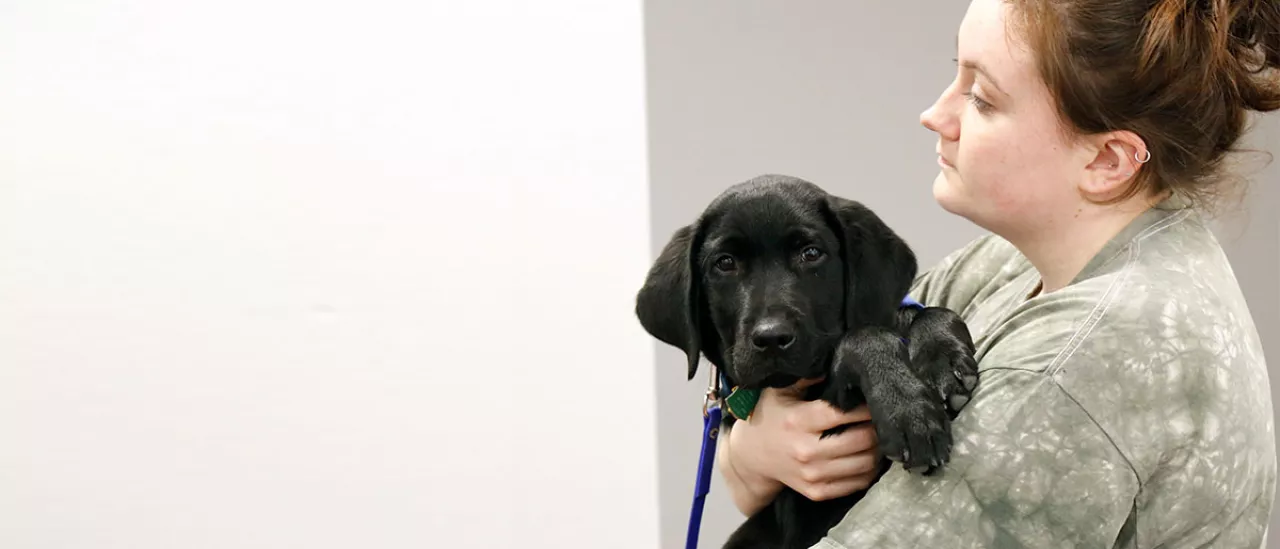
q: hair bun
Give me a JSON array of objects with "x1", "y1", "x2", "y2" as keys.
[
  {"x1": 1144, "y1": 0, "x2": 1279, "y2": 112},
  {"x1": 1223, "y1": 0, "x2": 1279, "y2": 111}
]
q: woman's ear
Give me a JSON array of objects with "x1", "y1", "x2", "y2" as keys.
[{"x1": 1080, "y1": 131, "x2": 1148, "y2": 200}]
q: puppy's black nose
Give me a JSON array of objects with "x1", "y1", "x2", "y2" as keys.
[{"x1": 750, "y1": 319, "x2": 796, "y2": 351}]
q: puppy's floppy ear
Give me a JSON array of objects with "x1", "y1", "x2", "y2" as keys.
[
  {"x1": 635, "y1": 221, "x2": 715, "y2": 380},
  {"x1": 822, "y1": 196, "x2": 918, "y2": 329}
]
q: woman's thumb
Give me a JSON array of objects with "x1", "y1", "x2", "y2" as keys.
[
  {"x1": 779, "y1": 376, "x2": 826, "y2": 398},
  {"x1": 791, "y1": 376, "x2": 826, "y2": 390}
]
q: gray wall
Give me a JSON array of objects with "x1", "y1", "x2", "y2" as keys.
[
  {"x1": 643, "y1": 2, "x2": 1280, "y2": 547},
  {"x1": 1217, "y1": 118, "x2": 1280, "y2": 547}
]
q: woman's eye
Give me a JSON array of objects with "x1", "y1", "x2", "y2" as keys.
[
  {"x1": 964, "y1": 91, "x2": 993, "y2": 114},
  {"x1": 800, "y1": 247, "x2": 825, "y2": 262},
  {"x1": 714, "y1": 256, "x2": 737, "y2": 272}
]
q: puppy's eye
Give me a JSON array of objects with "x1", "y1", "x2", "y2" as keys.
[
  {"x1": 800, "y1": 247, "x2": 825, "y2": 262},
  {"x1": 714, "y1": 255, "x2": 737, "y2": 272}
]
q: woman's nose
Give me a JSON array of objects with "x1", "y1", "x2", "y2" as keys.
[
  {"x1": 920, "y1": 102, "x2": 942, "y2": 132},
  {"x1": 920, "y1": 87, "x2": 959, "y2": 140}
]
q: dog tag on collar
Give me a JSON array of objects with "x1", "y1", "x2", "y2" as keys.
[{"x1": 724, "y1": 387, "x2": 760, "y2": 421}]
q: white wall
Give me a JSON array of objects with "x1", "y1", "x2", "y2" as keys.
[{"x1": 0, "y1": 2, "x2": 659, "y2": 548}]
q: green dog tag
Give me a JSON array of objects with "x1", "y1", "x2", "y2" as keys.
[{"x1": 725, "y1": 387, "x2": 760, "y2": 421}]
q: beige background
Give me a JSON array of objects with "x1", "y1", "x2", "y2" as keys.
[{"x1": 642, "y1": 1, "x2": 1280, "y2": 547}]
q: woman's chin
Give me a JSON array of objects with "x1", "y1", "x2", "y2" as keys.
[{"x1": 932, "y1": 171, "x2": 966, "y2": 215}]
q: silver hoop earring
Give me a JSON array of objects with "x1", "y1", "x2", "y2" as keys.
[{"x1": 1135, "y1": 149, "x2": 1151, "y2": 163}]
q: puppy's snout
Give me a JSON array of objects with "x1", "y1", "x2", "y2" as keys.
[{"x1": 750, "y1": 318, "x2": 796, "y2": 351}]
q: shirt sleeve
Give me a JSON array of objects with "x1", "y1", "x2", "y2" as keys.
[{"x1": 812, "y1": 368, "x2": 1140, "y2": 549}]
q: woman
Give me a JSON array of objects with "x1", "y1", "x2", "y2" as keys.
[{"x1": 717, "y1": 0, "x2": 1280, "y2": 546}]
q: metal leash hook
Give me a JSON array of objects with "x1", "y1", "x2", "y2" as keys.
[{"x1": 702, "y1": 361, "x2": 721, "y2": 417}]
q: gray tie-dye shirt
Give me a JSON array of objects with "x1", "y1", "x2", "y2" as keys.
[{"x1": 815, "y1": 199, "x2": 1277, "y2": 549}]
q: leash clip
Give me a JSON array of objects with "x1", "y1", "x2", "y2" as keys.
[{"x1": 702, "y1": 362, "x2": 722, "y2": 417}]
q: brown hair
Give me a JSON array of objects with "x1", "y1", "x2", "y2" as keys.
[{"x1": 1007, "y1": 0, "x2": 1280, "y2": 209}]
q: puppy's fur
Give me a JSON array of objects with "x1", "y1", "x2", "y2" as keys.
[{"x1": 636, "y1": 175, "x2": 978, "y2": 549}]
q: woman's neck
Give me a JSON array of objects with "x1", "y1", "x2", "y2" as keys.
[{"x1": 1010, "y1": 196, "x2": 1158, "y2": 296}]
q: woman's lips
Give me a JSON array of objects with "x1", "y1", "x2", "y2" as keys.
[{"x1": 937, "y1": 154, "x2": 954, "y2": 168}]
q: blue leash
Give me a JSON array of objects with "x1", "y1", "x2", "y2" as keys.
[
  {"x1": 683, "y1": 295, "x2": 924, "y2": 549},
  {"x1": 686, "y1": 400, "x2": 722, "y2": 549}
]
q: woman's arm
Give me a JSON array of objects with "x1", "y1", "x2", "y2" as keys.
[
  {"x1": 717, "y1": 378, "x2": 882, "y2": 516},
  {"x1": 813, "y1": 367, "x2": 1143, "y2": 548}
]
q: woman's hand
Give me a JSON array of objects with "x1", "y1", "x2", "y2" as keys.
[{"x1": 717, "y1": 377, "x2": 881, "y2": 516}]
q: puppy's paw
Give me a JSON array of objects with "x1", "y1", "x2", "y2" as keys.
[
  {"x1": 918, "y1": 345, "x2": 978, "y2": 415},
  {"x1": 870, "y1": 375, "x2": 953, "y2": 476},
  {"x1": 877, "y1": 404, "x2": 952, "y2": 475},
  {"x1": 827, "y1": 326, "x2": 957, "y2": 476},
  {"x1": 907, "y1": 307, "x2": 978, "y2": 416}
]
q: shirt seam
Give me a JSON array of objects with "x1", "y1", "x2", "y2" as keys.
[
  {"x1": 1041, "y1": 245, "x2": 1131, "y2": 378},
  {"x1": 1043, "y1": 208, "x2": 1190, "y2": 378},
  {"x1": 1085, "y1": 208, "x2": 1192, "y2": 278}
]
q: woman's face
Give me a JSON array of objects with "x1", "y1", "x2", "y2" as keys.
[{"x1": 921, "y1": 0, "x2": 1090, "y2": 239}]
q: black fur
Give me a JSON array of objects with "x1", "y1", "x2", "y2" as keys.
[{"x1": 636, "y1": 175, "x2": 978, "y2": 549}]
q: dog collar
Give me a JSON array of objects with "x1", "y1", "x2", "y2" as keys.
[
  {"x1": 714, "y1": 295, "x2": 924, "y2": 421},
  {"x1": 721, "y1": 370, "x2": 759, "y2": 422}
]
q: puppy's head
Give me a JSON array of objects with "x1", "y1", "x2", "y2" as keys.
[{"x1": 635, "y1": 174, "x2": 917, "y2": 390}]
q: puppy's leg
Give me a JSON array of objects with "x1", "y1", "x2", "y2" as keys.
[{"x1": 823, "y1": 327, "x2": 952, "y2": 475}]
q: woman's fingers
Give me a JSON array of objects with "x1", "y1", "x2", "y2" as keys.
[
  {"x1": 787, "y1": 415, "x2": 878, "y2": 473},
  {"x1": 828, "y1": 420, "x2": 878, "y2": 455},
  {"x1": 795, "y1": 400, "x2": 873, "y2": 433},
  {"x1": 795, "y1": 474, "x2": 878, "y2": 502},
  {"x1": 796, "y1": 419, "x2": 878, "y2": 463},
  {"x1": 792, "y1": 450, "x2": 881, "y2": 500},
  {"x1": 797, "y1": 448, "x2": 879, "y2": 484},
  {"x1": 844, "y1": 403, "x2": 873, "y2": 423},
  {"x1": 772, "y1": 376, "x2": 826, "y2": 401},
  {"x1": 824, "y1": 448, "x2": 881, "y2": 480},
  {"x1": 789, "y1": 376, "x2": 827, "y2": 391}
]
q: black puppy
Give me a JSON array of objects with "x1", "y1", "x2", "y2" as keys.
[{"x1": 635, "y1": 175, "x2": 978, "y2": 549}]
